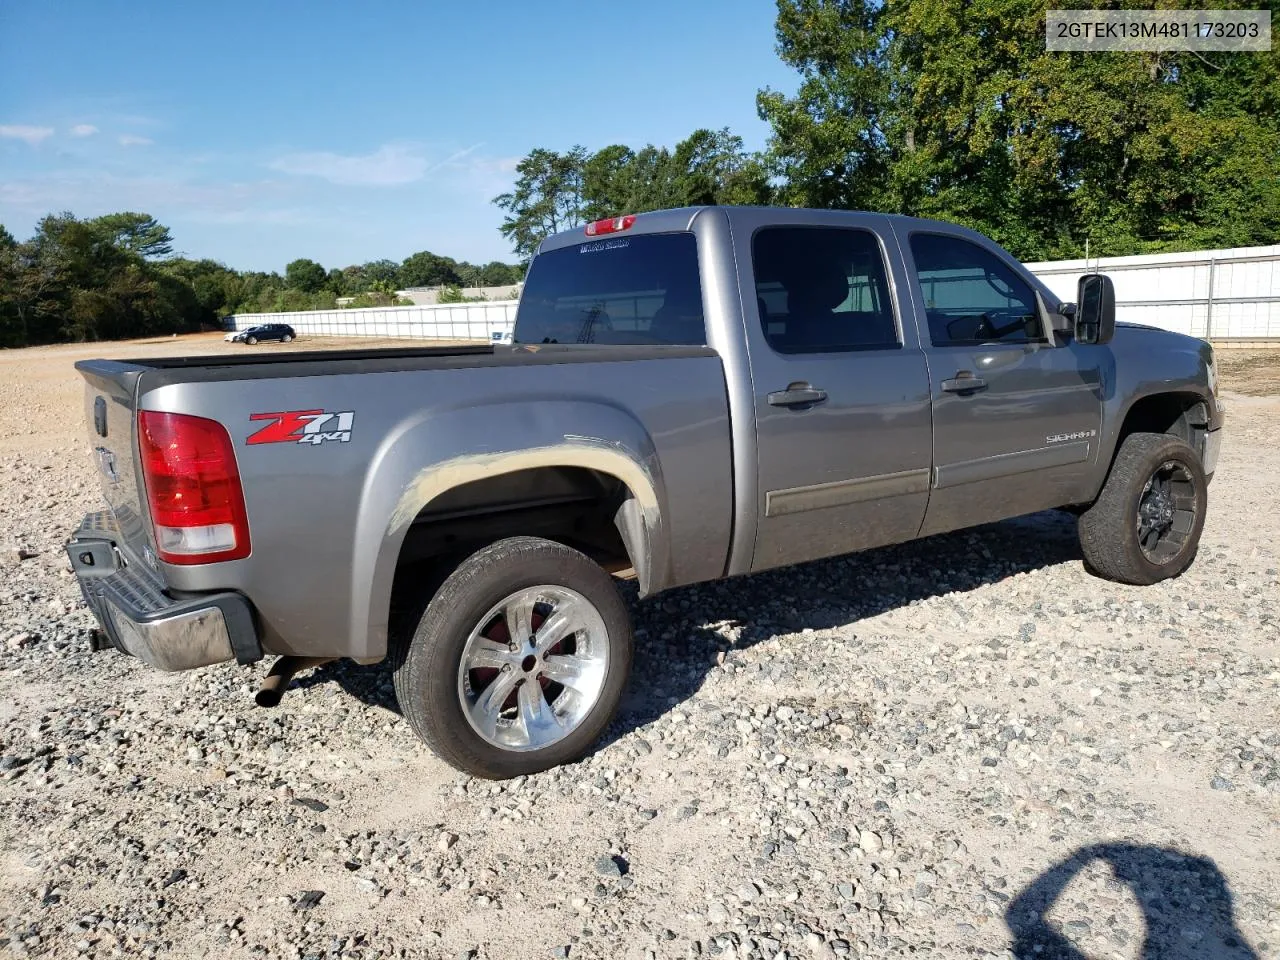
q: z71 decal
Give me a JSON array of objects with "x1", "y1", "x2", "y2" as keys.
[{"x1": 248, "y1": 409, "x2": 354, "y2": 445}]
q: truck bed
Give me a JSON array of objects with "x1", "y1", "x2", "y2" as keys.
[{"x1": 77, "y1": 343, "x2": 717, "y2": 388}]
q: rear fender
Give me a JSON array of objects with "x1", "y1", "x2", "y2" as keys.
[{"x1": 351, "y1": 400, "x2": 666, "y2": 660}]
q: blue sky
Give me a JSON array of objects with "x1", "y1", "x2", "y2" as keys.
[{"x1": 0, "y1": 1, "x2": 795, "y2": 272}]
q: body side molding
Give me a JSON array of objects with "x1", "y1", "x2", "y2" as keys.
[
  {"x1": 934, "y1": 440, "x2": 1091, "y2": 490},
  {"x1": 765, "y1": 467, "x2": 932, "y2": 518}
]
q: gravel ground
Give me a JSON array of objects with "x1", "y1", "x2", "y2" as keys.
[{"x1": 1, "y1": 337, "x2": 1277, "y2": 960}]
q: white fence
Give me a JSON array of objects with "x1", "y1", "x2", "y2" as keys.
[
  {"x1": 229, "y1": 300, "x2": 518, "y2": 342},
  {"x1": 1027, "y1": 245, "x2": 1280, "y2": 341},
  {"x1": 231, "y1": 243, "x2": 1280, "y2": 343}
]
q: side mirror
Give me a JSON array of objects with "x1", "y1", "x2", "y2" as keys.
[{"x1": 1075, "y1": 273, "x2": 1115, "y2": 345}]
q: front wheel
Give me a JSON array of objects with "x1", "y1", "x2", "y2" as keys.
[
  {"x1": 392, "y1": 537, "x2": 633, "y2": 779},
  {"x1": 244, "y1": 336, "x2": 258, "y2": 345},
  {"x1": 1078, "y1": 432, "x2": 1207, "y2": 585}
]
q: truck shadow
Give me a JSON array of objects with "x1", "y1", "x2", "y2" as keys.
[
  {"x1": 301, "y1": 508, "x2": 1083, "y2": 738},
  {"x1": 1006, "y1": 843, "x2": 1259, "y2": 959}
]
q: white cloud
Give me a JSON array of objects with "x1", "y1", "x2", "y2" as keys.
[
  {"x1": 269, "y1": 144, "x2": 430, "y2": 186},
  {"x1": 69, "y1": 124, "x2": 99, "y2": 138},
  {"x1": 0, "y1": 124, "x2": 54, "y2": 146},
  {"x1": 118, "y1": 134, "x2": 154, "y2": 147},
  {"x1": 0, "y1": 171, "x2": 308, "y2": 228}
]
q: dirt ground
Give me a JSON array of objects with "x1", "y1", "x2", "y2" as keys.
[
  {"x1": 1214, "y1": 348, "x2": 1280, "y2": 396},
  {"x1": 0, "y1": 333, "x2": 462, "y2": 458}
]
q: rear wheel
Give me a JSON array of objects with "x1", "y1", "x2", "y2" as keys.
[
  {"x1": 1078, "y1": 432, "x2": 1207, "y2": 584},
  {"x1": 281, "y1": 334, "x2": 293, "y2": 342},
  {"x1": 392, "y1": 536, "x2": 633, "y2": 779}
]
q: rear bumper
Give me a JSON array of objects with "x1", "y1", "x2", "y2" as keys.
[{"x1": 67, "y1": 512, "x2": 261, "y2": 671}]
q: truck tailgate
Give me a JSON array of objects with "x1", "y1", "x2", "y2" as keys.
[{"x1": 76, "y1": 360, "x2": 153, "y2": 563}]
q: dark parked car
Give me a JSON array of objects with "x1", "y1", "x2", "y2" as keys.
[{"x1": 228, "y1": 323, "x2": 296, "y2": 345}]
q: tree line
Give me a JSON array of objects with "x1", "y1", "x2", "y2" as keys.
[
  {"x1": 494, "y1": 129, "x2": 771, "y2": 258},
  {"x1": 495, "y1": 0, "x2": 1280, "y2": 262},
  {"x1": 0, "y1": 212, "x2": 524, "y2": 348},
  {"x1": 5, "y1": 0, "x2": 1275, "y2": 347}
]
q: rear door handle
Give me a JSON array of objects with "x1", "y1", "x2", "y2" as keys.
[
  {"x1": 768, "y1": 384, "x2": 828, "y2": 408},
  {"x1": 941, "y1": 372, "x2": 988, "y2": 393}
]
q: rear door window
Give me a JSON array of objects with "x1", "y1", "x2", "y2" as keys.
[
  {"x1": 514, "y1": 232, "x2": 704, "y2": 345},
  {"x1": 752, "y1": 227, "x2": 899, "y2": 353}
]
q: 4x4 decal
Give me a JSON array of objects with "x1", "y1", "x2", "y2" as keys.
[{"x1": 248, "y1": 409, "x2": 354, "y2": 445}]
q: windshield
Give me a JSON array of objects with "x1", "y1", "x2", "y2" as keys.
[{"x1": 513, "y1": 232, "x2": 704, "y2": 345}]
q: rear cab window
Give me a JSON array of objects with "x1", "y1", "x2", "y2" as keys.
[{"x1": 514, "y1": 232, "x2": 704, "y2": 345}]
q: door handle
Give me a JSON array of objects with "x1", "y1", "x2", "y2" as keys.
[
  {"x1": 768, "y1": 383, "x2": 828, "y2": 408},
  {"x1": 941, "y1": 372, "x2": 988, "y2": 393}
]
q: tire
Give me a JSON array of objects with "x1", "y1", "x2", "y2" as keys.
[
  {"x1": 281, "y1": 334, "x2": 293, "y2": 342},
  {"x1": 392, "y1": 536, "x2": 633, "y2": 779},
  {"x1": 1078, "y1": 432, "x2": 1207, "y2": 585},
  {"x1": 245, "y1": 336, "x2": 258, "y2": 345}
]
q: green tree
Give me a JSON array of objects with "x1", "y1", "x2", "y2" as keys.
[
  {"x1": 285, "y1": 258, "x2": 327, "y2": 293},
  {"x1": 2, "y1": 214, "x2": 77, "y2": 344},
  {"x1": 400, "y1": 250, "x2": 461, "y2": 287},
  {"x1": 756, "y1": 0, "x2": 894, "y2": 212},
  {"x1": 325, "y1": 267, "x2": 349, "y2": 295},
  {"x1": 361, "y1": 259, "x2": 400, "y2": 287},
  {"x1": 580, "y1": 144, "x2": 681, "y2": 217},
  {"x1": 494, "y1": 146, "x2": 589, "y2": 259},
  {"x1": 31, "y1": 213, "x2": 197, "y2": 340},
  {"x1": 760, "y1": 0, "x2": 1280, "y2": 259},
  {"x1": 89, "y1": 212, "x2": 174, "y2": 259},
  {"x1": 340, "y1": 264, "x2": 367, "y2": 293},
  {"x1": 162, "y1": 258, "x2": 241, "y2": 325},
  {"x1": 0, "y1": 210, "x2": 525, "y2": 346},
  {"x1": 227, "y1": 271, "x2": 285, "y2": 315},
  {"x1": 671, "y1": 128, "x2": 771, "y2": 207},
  {"x1": 499, "y1": 131, "x2": 771, "y2": 251},
  {"x1": 479, "y1": 260, "x2": 523, "y2": 286},
  {"x1": 582, "y1": 145, "x2": 649, "y2": 219}
]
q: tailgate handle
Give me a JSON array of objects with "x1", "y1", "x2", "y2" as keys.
[
  {"x1": 941, "y1": 372, "x2": 988, "y2": 393},
  {"x1": 768, "y1": 383, "x2": 828, "y2": 408}
]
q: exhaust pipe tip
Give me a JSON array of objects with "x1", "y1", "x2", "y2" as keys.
[
  {"x1": 254, "y1": 656, "x2": 335, "y2": 708},
  {"x1": 254, "y1": 687, "x2": 284, "y2": 708}
]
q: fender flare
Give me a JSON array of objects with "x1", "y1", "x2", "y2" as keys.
[{"x1": 348, "y1": 401, "x2": 668, "y2": 660}]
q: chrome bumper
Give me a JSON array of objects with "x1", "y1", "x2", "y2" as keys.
[{"x1": 67, "y1": 512, "x2": 261, "y2": 671}]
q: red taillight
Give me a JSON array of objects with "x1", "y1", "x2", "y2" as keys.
[
  {"x1": 137, "y1": 411, "x2": 251, "y2": 564},
  {"x1": 584, "y1": 215, "x2": 635, "y2": 236}
]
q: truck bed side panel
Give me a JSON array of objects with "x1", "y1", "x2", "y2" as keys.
[{"x1": 136, "y1": 352, "x2": 732, "y2": 660}]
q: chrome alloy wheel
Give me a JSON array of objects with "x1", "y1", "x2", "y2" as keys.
[{"x1": 457, "y1": 585, "x2": 609, "y2": 751}]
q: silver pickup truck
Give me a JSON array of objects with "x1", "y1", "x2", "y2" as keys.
[{"x1": 68, "y1": 206, "x2": 1223, "y2": 778}]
